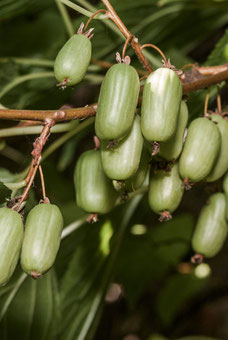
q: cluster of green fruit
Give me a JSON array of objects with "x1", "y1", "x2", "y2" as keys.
[
  {"x1": 54, "y1": 27, "x2": 228, "y2": 258},
  {"x1": 55, "y1": 27, "x2": 228, "y2": 261},
  {"x1": 0, "y1": 203, "x2": 63, "y2": 285}
]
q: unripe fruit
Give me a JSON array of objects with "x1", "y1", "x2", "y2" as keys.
[
  {"x1": 101, "y1": 115, "x2": 143, "y2": 180},
  {"x1": 159, "y1": 100, "x2": 189, "y2": 161},
  {"x1": 192, "y1": 193, "x2": 227, "y2": 258},
  {"x1": 0, "y1": 207, "x2": 23, "y2": 285},
  {"x1": 148, "y1": 162, "x2": 184, "y2": 219},
  {"x1": 74, "y1": 150, "x2": 118, "y2": 214},
  {"x1": 21, "y1": 203, "x2": 63, "y2": 278},
  {"x1": 206, "y1": 114, "x2": 228, "y2": 182},
  {"x1": 124, "y1": 147, "x2": 150, "y2": 192},
  {"x1": 179, "y1": 117, "x2": 221, "y2": 182},
  {"x1": 54, "y1": 34, "x2": 92, "y2": 86},
  {"x1": 141, "y1": 67, "x2": 182, "y2": 142},
  {"x1": 223, "y1": 172, "x2": 228, "y2": 220},
  {"x1": 95, "y1": 63, "x2": 140, "y2": 141}
]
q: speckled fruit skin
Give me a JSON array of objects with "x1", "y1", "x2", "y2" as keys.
[
  {"x1": 0, "y1": 207, "x2": 23, "y2": 285},
  {"x1": 206, "y1": 114, "x2": 228, "y2": 182},
  {"x1": 141, "y1": 67, "x2": 182, "y2": 142},
  {"x1": 21, "y1": 203, "x2": 63, "y2": 277},
  {"x1": 148, "y1": 162, "x2": 184, "y2": 215},
  {"x1": 101, "y1": 115, "x2": 143, "y2": 180},
  {"x1": 223, "y1": 172, "x2": 228, "y2": 220},
  {"x1": 54, "y1": 34, "x2": 92, "y2": 86},
  {"x1": 192, "y1": 193, "x2": 227, "y2": 258},
  {"x1": 159, "y1": 100, "x2": 188, "y2": 161},
  {"x1": 74, "y1": 150, "x2": 118, "y2": 214},
  {"x1": 179, "y1": 117, "x2": 221, "y2": 182},
  {"x1": 95, "y1": 63, "x2": 140, "y2": 141}
]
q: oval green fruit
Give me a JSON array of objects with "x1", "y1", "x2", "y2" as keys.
[
  {"x1": 148, "y1": 162, "x2": 184, "y2": 219},
  {"x1": 101, "y1": 115, "x2": 143, "y2": 180},
  {"x1": 54, "y1": 34, "x2": 92, "y2": 86},
  {"x1": 223, "y1": 171, "x2": 228, "y2": 220},
  {"x1": 206, "y1": 114, "x2": 228, "y2": 182},
  {"x1": 0, "y1": 207, "x2": 23, "y2": 285},
  {"x1": 95, "y1": 63, "x2": 140, "y2": 141},
  {"x1": 179, "y1": 117, "x2": 221, "y2": 182},
  {"x1": 192, "y1": 192, "x2": 227, "y2": 258},
  {"x1": 141, "y1": 67, "x2": 182, "y2": 142},
  {"x1": 124, "y1": 147, "x2": 150, "y2": 192},
  {"x1": 159, "y1": 100, "x2": 188, "y2": 160},
  {"x1": 21, "y1": 203, "x2": 63, "y2": 277},
  {"x1": 74, "y1": 150, "x2": 118, "y2": 214}
]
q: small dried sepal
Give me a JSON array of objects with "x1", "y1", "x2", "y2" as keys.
[
  {"x1": 191, "y1": 253, "x2": 204, "y2": 264},
  {"x1": 87, "y1": 213, "x2": 99, "y2": 223},
  {"x1": 115, "y1": 52, "x2": 131, "y2": 65},
  {"x1": 162, "y1": 58, "x2": 183, "y2": 77},
  {"x1": 77, "y1": 22, "x2": 94, "y2": 39},
  {"x1": 31, "y1": 271, "x2": 42, "y2": 280},
  {"x1": 113, "y1": 180, "x2": 125, "y2": 191},
  {"x1": 56, "y1": 78, "x2": 68, "y2": 89},
  {"x1": 159, "y1": 210, "x2": 172, "y2": 222},
  {"x1": 152, "y1": 141, "x2": 160, "y2": 156},
  {"x1": 183, "y1": 177, "x2": 192, "y2": 190}
]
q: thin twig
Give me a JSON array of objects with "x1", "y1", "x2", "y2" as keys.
[
  {"x1": 13, "y1": 119, "x2": 55, "y2": 211},
  {"x1": 216, "y1": 84, "x2": 222, "y2": 114},
  {"x1": 122, "y1": 34, "x2": 133, "y2": 60},
  {"x1": 39, "y1": 165, "x2": 47, "y2": 201},
  {"x1": 141, "y1": 43, "x2": 167, "y2": 64},
  {"x1": 84, "y1": 9, "x2": 107, "y2": 32},
  {"x1": 101, "y1": 0, "x2": 153, "y2": 72},
  {"x1": 204, "y1": 88, "x2": 210, "y2": 117}
]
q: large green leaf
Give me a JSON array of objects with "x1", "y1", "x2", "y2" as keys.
[
  {"x1": 0, "y1": 269, "x2": 60, "y2": 340},
  {"x1": 116, "y1": 214, "x2": 194, "y2": 305},
  {"x1": 59, "y1": 195, "x2": 143, "y2": 340}
]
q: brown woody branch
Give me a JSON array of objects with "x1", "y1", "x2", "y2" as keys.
[{"x1": 0, "y1": 67, "x2": 228, "y2": 123}]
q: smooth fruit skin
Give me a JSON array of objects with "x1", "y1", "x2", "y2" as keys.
[
  {"x1": 179, "y1": 117, "x2": 221, "y2": 182},
  {"x1": 95, "y1": 63, "x2": 140, "y2": 141},
  {"x1": 21, "y1": 203, "x2": 63, "y2": 277},
  {"x1": 148, "y1": 162, "x2": 184, "y2": 215},
  {"x1": 141, "y1": 67, "x2": 182, "y2": 142},
  {"x1": 0, "y1": 207, "x2": 23, "y2": 285},
  {"x1": 101, "y1": 115, "x2": 143, "y2": 180},
  {"x1": 223, "y1": 172, "x2": 228, "y2": 220},
  {"x1": 192, "y1": 193, "x2": 227, "y2": 258},
  {"x1": 206, "y1": 114, "x2": 228, "y2": 182},
  {"x1": 54, "y1": 34, "x2": 92, "y2": 86},
  {"x1": 124, "y1": 147, "x2": 150, "y2": 192},
  {"x1": 74, "y1": 150, "x2": 118, "y2": 214},
  {"x1": 159, "y1": 100, "x2": 188, "y2": 161}
]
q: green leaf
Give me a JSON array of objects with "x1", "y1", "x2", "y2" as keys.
[
  {"x1": 156, "y1": 273, "x2": 206, "y2": 327},
  {"x1": 205, "y1": 27, "x2": 228, "y2": 65},
  {"x1": 0, "y1": 269, "x2": 60, "y2": 340},
  {"x1": 59, "y1": 196, "x2": 143, "y2": 340},
  {"x1": 0, "y1": 181, "x2": 11, "y2": 204},
  {"x1": 116, "y1": 214, "x2": 194, "y2": 305}
]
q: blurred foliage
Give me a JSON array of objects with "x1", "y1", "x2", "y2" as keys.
[{"x1": 0, "y1": 0, "x2": 228, "y2": 339}]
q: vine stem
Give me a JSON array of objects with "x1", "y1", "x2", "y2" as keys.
[
  {"x1": 101, "y1": 0, "x2": 153, "y2": 72},
  {"x1": 1, "y1": 67, "x2": 228, "y2": 123},
  {"x1": 141, "y1": 43, "x2": 167, "y2": 65},
  {"x1": 13, "y1": 119, "x2": 55, "y2": 211},
  {"x1": 84, "y1": 9, "x2": 107, "y2": 32},
  {"x1": 204, "y1": 88, "x2": 210, "y2": 117},
  {"x1": 216, "y1": 84, "x2": 222, "y2": 113}
]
